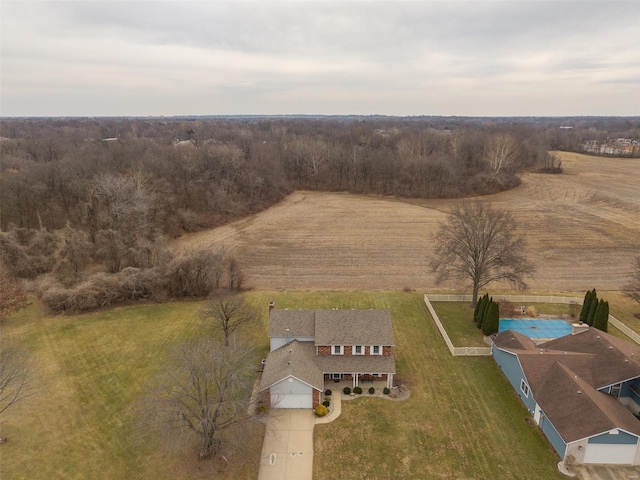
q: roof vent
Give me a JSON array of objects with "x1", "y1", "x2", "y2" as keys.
[
  {"x1": 609, "y1": 346, "x2": 613, "y2": 350},
  {"x1": 563, "y1": 351, "x2": 567, "y2": 355},
  {"x1": 577, "y1": 391, "x2": 582, "y2": 395},
  {"x1": 625, "y1": 359, "x2": 629, "y2": 363},
  {"x1": 287, "y1": 361, "x2": 291, "y2": 365},
  {"x1": 596, "y1": 335, "x2": 601, "y2": 339}
]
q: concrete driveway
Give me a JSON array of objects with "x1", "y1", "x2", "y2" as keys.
[
  {"x1": 258, "y1": 409, "x2": 315, "y2": 480},
  {"x1": 573, "y1": 465, "x2": 640, "y2": 480}
]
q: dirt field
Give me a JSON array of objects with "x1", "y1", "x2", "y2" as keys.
[{"x1": 175, "y1": 152, "x2": 640, "y2": 292}]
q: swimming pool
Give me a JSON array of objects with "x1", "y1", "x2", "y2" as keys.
[{"x1": 499, "y1": 319, "x2": 572, "y2": 340}]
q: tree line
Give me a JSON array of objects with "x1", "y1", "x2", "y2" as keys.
[{"x1": 1, "y1": 116, "x2": 637, "y2": 312}]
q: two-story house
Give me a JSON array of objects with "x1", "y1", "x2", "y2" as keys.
[
  {"x1": 493, "y1": 326, "x2": 640, "y2": 465},
  {"x1": 259, "y1": 306, "x2": 396, "y2": 409}
]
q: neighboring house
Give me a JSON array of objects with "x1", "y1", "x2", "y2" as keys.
[
  {"x1": 493, "y1": 326, "x2": 640, "y2": 465},
  {"x1": 259, "y1": 306, "x2": 396, "y2": 409}
]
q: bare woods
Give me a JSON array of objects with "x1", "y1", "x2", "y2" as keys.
[{"x1": 1, "y1": 116, "x2": 637, "y2": 313}]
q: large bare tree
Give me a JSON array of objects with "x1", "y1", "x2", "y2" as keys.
[
  {"x1": 430, "y1": 202, "x2": 535, "y2": 306},
  {"x1": 200, "y1": 290, "x2": 256, "y2": 346},
  {"x1": 623, "y1": 256, "x2": 640, "y2": 306},
  {"x1": 154, "y1": 339, "x2": 257, "y2": 459}
]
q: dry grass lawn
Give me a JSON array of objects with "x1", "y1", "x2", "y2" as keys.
[{"x1": 175, "y1": 152, "x2": 640, "y2": 293}]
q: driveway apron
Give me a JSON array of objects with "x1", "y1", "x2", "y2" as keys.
[{"x1": 258, "y1": 409, "x2": 315, "y2": 480}]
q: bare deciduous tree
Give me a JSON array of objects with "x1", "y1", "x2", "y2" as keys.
[
  {"x1": 485, "y1": 133, "x2": 518, "y2": 181},
  {"x1": 623, "y1": 256, "x2": 640, "y2": 307},
  {"x1": 200, "y1": 291, "x2": 256, "y2": 346},
  {"x1": 153, "y1": 339, "x2": 257, "y2": 459},
  {"x1": 0, "y1": 343, "x2": 34, "y2": 436},
  {"x1": 226, "y1": 257, "x2": 245, "y2": 291},
  {"x1": 430, "y1": 202, "x2": 535, "y2": 306}
]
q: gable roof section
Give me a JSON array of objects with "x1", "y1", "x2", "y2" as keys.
[
  {"x1": 259, "y1": 340, "x2": 323, "y2": 392},
  {"x1": 268, "y1": 309, "x2": 395, "y2": 346},
  {"x1": 496, "y1": 328, "x2": 640, "y2": 443},
  {"x1": 537, "y1": 329, "x2": 640, "y2": 389},
  {"x1": 493, "y1": 330, "x2": 538, "y2": 353},
  {"x1": 268, "y1": 310, "x2": 316, "y2": 338},
  {"x1": 314, "y1": 310, "x2": 394, "y2": 345},
  {"x1": 517, "y1": 351, "x2": 595, "y2": 393},
  {"x1": 535, "y1": 362, "x2": 640, "y2": 442}
]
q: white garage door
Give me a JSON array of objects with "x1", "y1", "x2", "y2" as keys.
[
  {"x1": 584, "y1": 443, "x2": 637, "y2": 464},
  {"x1": 270, "y1": 377, "x2": 314, "y2": 409},
  {"x1": 274, "y1": 394, "x2": 313, "y2": 409}
]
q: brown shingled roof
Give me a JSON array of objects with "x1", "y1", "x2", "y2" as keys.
[
  {"x1": 259, "y1": 341, "x2": 323, "y2": 391},
  {"x1": 495, "y1": 327, "x2": 640, "y2": 443},
  {"x1": 259, "y1": 339, "x2": 396, "y2": 393},
  {"x1": 535, "y1": 363, "x2": 640, "y2": 442},
  {"x1": 314, "y1": 310, "x2": 394, "y2": 346},
  {"x1": 268, "y1": 310, "x2": 316, "y2": 338},
  {"x1": 268, "y1": 309, "x2": 395, "y2": 346},
  {"x1": 537, "y1": 329, "x2": 640, "y2": 389},
  {"x1": 493, "y1": 330, "x2": 538, "y2": 352}
]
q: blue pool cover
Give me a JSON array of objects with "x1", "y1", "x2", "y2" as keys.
[{"x1": 499, "y1": 319, "x2": 572, "y2": 339}]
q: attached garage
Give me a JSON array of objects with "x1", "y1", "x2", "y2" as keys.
[
  {"x1": 269, "y1": 377, "x2": 313, "y2": 409},
  {"x1": 584, "y1": 437, "x2": 638, "y2": 465}
]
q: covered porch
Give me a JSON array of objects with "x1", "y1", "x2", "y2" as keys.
[{"x1": 325, "y1": 372, "x2": 394, "y2": 390}]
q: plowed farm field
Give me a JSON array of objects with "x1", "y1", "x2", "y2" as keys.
[{"x1": 175, "y1": 152, "x2": 640, "y2": 292}]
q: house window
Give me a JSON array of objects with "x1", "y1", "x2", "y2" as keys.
[
  {"x1": 333, "y1": 345, "x2": 343, "y2": 355},
  {"x1": 353, "y1": 345, "x2": 364, "y2": 355},
  {"x1": 370, "y1": 345, "x2": 382, "y2": 355},
  {"x1": 331, "y1": 373, "x2": 342, "y2": 380},
  {"x1": 611, "y1": 384, "x2": 622, "y2": 397},
  {"x1": 520, "y1": 379, "x2": 530, "y2": 397}
]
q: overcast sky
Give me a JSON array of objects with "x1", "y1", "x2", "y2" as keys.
[{"x1": 1, "y1": 1, "x2": 639, "y2": 117}]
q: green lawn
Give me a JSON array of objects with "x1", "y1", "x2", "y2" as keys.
[
  {"x1": 2, "y1": 292, "x2": 638, "y2": 479},
  {"x1": 306, "y1": 293, "x2": 566, "y2": 479},
  {"x1": 430, "y1": 301, "x2": 486, "y2": 346},
  {"x1": 0, "y1": 299, "x2": 265, "y2": 480}
]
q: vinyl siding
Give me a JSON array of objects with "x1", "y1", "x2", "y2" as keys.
[{"x1": 492, "y1": 345, "x2": 536, "y2": 413}]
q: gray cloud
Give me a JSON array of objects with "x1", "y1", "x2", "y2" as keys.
[{"x1": 1, "y1": 1, "x2": 639, "y2": 116}]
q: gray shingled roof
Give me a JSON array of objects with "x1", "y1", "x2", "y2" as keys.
[
  {"x1": 268, "y1": 309, "x2": 395, "y2": 346},
  {"x1": 259, "y1": 341, "x2": 323, "y2": 391},
  {"x1": 268, "y1": 310, "x2": 316, "y2": 338},
  {"x1": 314, "y1": 310, "x2": 394, "y2": 345},
  {"x1": 314, "y1": 354, "x2": 396, "y2": 374},
  {"x1": 495, "y1": 328, "x2": 640, "y2": 442},
  {"x1": 259, "y1": 339, "x2": 397, "y2": 393}
]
